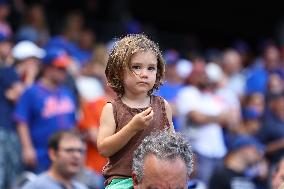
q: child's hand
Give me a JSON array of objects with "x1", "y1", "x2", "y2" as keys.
[{"x1": 130, "y1": 107, "x2": 154, "y2": 132}]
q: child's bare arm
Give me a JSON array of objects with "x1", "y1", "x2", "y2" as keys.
[
  {"x1": 97, "y1": 103, "x2": 153, "y2": 157},
  {"x1": 164, "y1": 99, "x2": 175, "y2": 132}
]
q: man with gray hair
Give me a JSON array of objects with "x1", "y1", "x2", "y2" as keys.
[{"x1": 132, "y1": 131, "x2": 194, "y2": 189}]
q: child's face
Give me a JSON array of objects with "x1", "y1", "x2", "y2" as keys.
[{"x1": 123, "y1": 51, "x2": 157, "y2": 96}]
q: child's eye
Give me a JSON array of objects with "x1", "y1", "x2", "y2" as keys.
[
  {"x1": 148, "y1": 66, "x2": 156, "y2": 71},
  {"x1": 132, "y1": 65, "x2": 140, "y2": 70}
]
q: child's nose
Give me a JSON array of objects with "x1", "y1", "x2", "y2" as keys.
[{"x1": 139, "y1": 69, "x2": 148, "y2": 77}]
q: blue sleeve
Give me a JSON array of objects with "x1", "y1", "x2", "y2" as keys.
[{"x1": 14, "y1": 88, "x2": 33, "y2": 124}]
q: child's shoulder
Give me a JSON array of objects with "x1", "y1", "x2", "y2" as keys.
[{"x1": 102, "y1": 102, "x2": 113, "y2": 111}]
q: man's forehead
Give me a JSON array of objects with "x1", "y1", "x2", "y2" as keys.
[{"x1": 58, "y1": 134, "x2": 84, "y2": 145}]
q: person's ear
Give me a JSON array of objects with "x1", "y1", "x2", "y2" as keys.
[
  {"x1": 131, "y1": 171, "x2": 139, "y2": 188},
  {"x1": 48, "y1": 148, "x2": 56, "y2": 162}
]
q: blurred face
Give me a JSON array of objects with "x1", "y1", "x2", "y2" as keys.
[
  {"x1": 272, "y1": 160, "x2": 284, "y2": 189},
  {"x1": 223, "y1": 51, "x2": 242, "y2": 75},
  {"x1": 270, "y1": 97, "x2": 284, "y2": 119},
  {"x1": 48, "y1": 66, "x2": 68, "y2": 85},
  {"x1": 245, "y1": 120, "x2": 260, "y2": 135},
  {"x1": 0, "y1": 41, "x2": 12, "y2": 59},
  {"x1": 123, "y1": 51, "x2": 157, "y2": 97},
  {"x1": 21, "y1": 57, "x2": 41, "y2": 71},
  {"x1": 51, "y1": 135, "x2": 85, "y2": 178},
  {"x1": 79, "y1": 29, "x2": 95, "y2": 50},
  {"x1": 0, "y1": 4, "x2": 10, "y2": 19},
  {"x1": 268, "y1": 74, "x2": 283, "y2": 93},
  {"x1": 264, "y1": 45, "x2": 280, "y2": 70},
  {"x1": 248, "y1": 93, "x2": 264, "y2": 115},
  {"x1": 30, "y1": 5, "x2": 45, "y2": 24},
  {"x1": 133, "y1": 154, "x2": 188, "y2": 189},
  {"x1": 242, "y1": 146, "x2": 262, "y2": 166}
]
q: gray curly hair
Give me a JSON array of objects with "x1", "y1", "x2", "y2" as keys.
[{"x1": 132, "y1": 130, "x2": 194, "y2": 183}]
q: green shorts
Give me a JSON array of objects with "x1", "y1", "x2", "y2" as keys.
[{"x1": 105, "y1": 178, "x2": 133, "y2": 189}]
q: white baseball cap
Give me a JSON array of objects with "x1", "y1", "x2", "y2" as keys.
[
  {"x1": 205, "y1": 62, "x2": 224, "y2": 83},
  {"x1": 12, "y1": 40, "x2": 46, "y2": 60}
]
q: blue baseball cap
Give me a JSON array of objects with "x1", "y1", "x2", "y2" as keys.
[
  {"x1": 42, "y1": 48, "x2": 71, "y2": 68},
  {"x1": 229, "y1": 135, "x2": 265, "y2": 154}
]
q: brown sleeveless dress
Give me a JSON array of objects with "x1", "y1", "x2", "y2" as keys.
[{"x1": 102, "y1": 95, "x2": 171, "y2": 185}]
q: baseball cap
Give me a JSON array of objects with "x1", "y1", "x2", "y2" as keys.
[
  {"x1": 42, "y1": 48, "x2": 71, "y2": 68},
  {"x1": 205, "y1": 62, "x2": 224, "y2": 83},
  {"x1": 229, "y1": 135, "x2": 265, "y2": 154},
  {"x1": 176, "y1": 59, "x2": 193, "y2": 79},
  {"x1": 12, "y1": 40, "x2": 45, "y2": 60}
]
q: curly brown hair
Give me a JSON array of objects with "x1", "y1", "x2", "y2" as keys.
[{"x1": 105, "y1": 34, "x2": 165, "y2": 97}]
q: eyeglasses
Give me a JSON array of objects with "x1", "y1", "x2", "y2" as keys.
[{"x1": 59, "y1": 147, "x2": 86, "y2": 154}]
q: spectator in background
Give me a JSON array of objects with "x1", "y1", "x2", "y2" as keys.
[
  {"x1": 132, "y1": 131, "x2": 194, "y2": 189},
  {"x1": 209, "y1": 135, "x2": 267, "y2": 189},
  {"x1": 246, "y1": 42, "x2": 282, "y2": 94},
  {"x1": 44, "y1": 11, "x2": 86, "y2": 69},
  {"x1": 0, "y1": 0, "x2": 12, "y2": 38},
  {"x1": 77, "y1": 88, "x2": 110, "y2": 175},
  {"x1": 243, "y1": 92, "x2": 265, "y2": 118},
  {"x1": 21, "y1": 130, "x2": 87, "y2": 189},
  {"x1": 267, "y1": 73, "x2": 284, "y2": 94},
  {"x1": 14, "y1": 48, "x2": 77, "y2": 174},
  {"x1": 76, "y1": 43, "x2": 114, "y2": 179},
  {"x1": 157, "y1": 49, "x2": 184, "y2": 130},
  {"x1": 176, "y1": 59, "x2": 230, "y2": 186},
  {"x1": 12, "y1": 40, "x2": 45, "y2": 86},
  {"x1": 75, "y1": 27, "x2": 95, "y2": 66},
  {"x1": 16, "y1": 3, "x2": 50, "y2": 46},
  {"x1": 0, "y1": 60, "x2": 23, "y2": 189},
  {"x1": 257, "y1": 90, "x2": 284, "y2": 165},
  {"x1": 0, "y1": 31, "x2": 13, "y2": 66},
  {"x1": 221, "y1": 49, "x2": 245, "y2": 98},
  {"x1": 238, "y1": 107, "x2": 261, "y2": 136},
  {"x1": 271, "y1": 156, "x2": 284, "y2": 189},
  {"x1": 0, "y1": 40, "x2": 44, "y2": 189}
]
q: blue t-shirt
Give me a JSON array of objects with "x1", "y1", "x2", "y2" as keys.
[{"x1": 14, "y1": 82, "x2": 76, "y2": 172}]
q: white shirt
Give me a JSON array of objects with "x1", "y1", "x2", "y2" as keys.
[{"x1": 176, "y1": 86, "x2": 227, "y2": 158}]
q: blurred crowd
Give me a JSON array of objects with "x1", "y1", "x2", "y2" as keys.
[{"x1": 2, "y1": 0, "x2": 284, "y2": 189}]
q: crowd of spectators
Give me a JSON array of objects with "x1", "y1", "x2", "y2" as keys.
[{"x1": 2, "y1": 0, "x2": 284, "y2": 189}]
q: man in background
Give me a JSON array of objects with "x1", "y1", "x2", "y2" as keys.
[{"x1": 22, "y1": 130, "x2": 87, "y2": 189}]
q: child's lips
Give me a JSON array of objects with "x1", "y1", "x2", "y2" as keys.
[{"x1": 137, "y1": 81, "x2": 148, "y2": 85}]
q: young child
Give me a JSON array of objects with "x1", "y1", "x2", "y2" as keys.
[{"x1": 97, "y1": 34, "x2": 174, "y2": 188}]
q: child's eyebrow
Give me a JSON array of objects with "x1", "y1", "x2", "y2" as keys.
[{"x1": 131, "y1": 62, "x2": 157, "y2": 66}]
